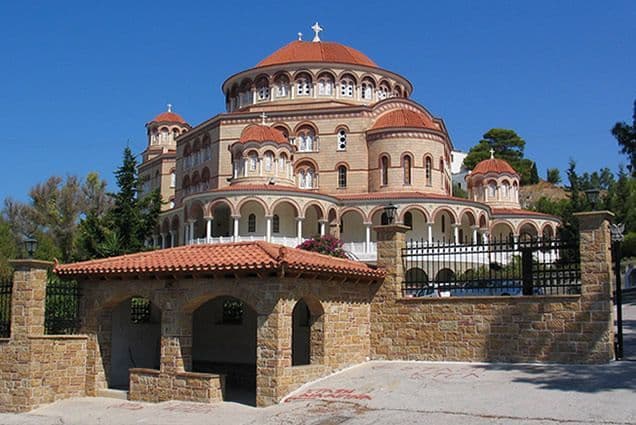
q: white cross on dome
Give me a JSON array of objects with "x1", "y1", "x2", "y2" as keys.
[{"x1": 311, "y1": 22, "x2": 323, "y2": 42}]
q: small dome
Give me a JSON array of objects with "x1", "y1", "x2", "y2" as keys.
[
  {"x1": 471, "y1": 158, "x2": 518, "y2": 176},
  {"x1": 371, "y1": 109, "x2": 436, "y2": 131},
  {"x1": 150, "y1": 111, "x2": 187, "y2": 124},
  {"x1": 257, "y1": 40, "x2": 378, "y2": 69},
  {"x1": 239, "y1": 125, "x2": 288, "y2": 144}
]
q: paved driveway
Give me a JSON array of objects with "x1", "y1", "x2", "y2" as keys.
[{"x1": 1, "y1": 304, "x2": 635, "y2": 425}]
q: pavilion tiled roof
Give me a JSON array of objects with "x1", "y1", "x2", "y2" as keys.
[
  {"x1": 471, "y1": 158, "x2": 518, "y2": 176},
  {"x1": 371, "y1": 109, "x2": 437, "y2": 131},
  {"x1": 149, "y1": 111, "x2": 187, "y2": 124},
  {"x1": 54, "y1": 241, "x2": 385, "y2": 280},
  {"x1": 491, "y1": 208, "x2": 557, "y2": 218},
  {"x1": 238, "y1": 125, "x2": 288, "y2": 144}
]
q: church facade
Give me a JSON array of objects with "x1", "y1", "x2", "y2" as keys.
[{"x1": 140, "y1": 24, "x2": 558, "y2": 265}]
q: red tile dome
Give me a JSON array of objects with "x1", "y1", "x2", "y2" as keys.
[
  {"x1": 239, "y1": 125, "x2": 288, "y2": 144},
  {"x1": 471, "y1": 158, "x2": 518, "y2": 176},
  {"x1": 257, "y1": 41, "x2": 378, "y2": 68},
  {"x1": 371, "y1": 109, "x2": 436, "y2": 130},
  {"x1": 150, "y1": 111, "x2": 187, "y2": 124}
]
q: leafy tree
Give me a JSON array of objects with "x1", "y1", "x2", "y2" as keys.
[
  {"x1": 463, "y1": 128, "x2": 538, "y2": 184},
  {"x1": 77, "y1": 147, "x2": 161, "y2": 259},
  {"x1": 546, "y1": 168, "x2": 562, "y2": 184},
  {"x1": 0, "y1": 217, "x2": 19, "y2": 279},
  {"x1": 612, "y1": 100, "x2": 636, "y2": 176}
]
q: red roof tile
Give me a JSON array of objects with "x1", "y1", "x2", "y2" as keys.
[
  {"x1": 471, "y1": 158, "x2": 518, "y2": 176},
  {"x1": 257, "y1": 41, "x2": 378, "y2": 68},
  {"x1": 150, "y1": 111, "x2": 187, "y2": 124},
  {"x1": 54, "y1": 241, "x2": 384, "y2": 280},
  {"x1": 371, "y1": 109, "x2": 436, "y2": 131},
  {"x1": 239, "y1": 125, "x2": 288, "y2": 144}
]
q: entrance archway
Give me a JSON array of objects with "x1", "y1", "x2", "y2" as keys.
[
  {"x1": 110, "y1": 297, "x2": 161, "y2": 389},
  {"x1": 291, "y1": 297, "x2": 324, "y2": 366},
  {"x1": 192, "y1": 296, "x2": 257, "y2": 405}
]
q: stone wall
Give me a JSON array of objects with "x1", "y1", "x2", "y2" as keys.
[
  {"x1": 129, "y1": 368, "x2": 224, "y2": 403},
  {"x1": 370, "y1": 215, "x2": 615, "y2": 364},
  {"x1": 0, "y1": 260, "x2": 88, "y2": 413}
]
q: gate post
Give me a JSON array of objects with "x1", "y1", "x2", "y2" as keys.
[
  {"x1": 573, "y1": 211, "x2": 615, "y2": 363},
  {"x1": 8, "y1": 259, "x2": 53, "y2": 339}
]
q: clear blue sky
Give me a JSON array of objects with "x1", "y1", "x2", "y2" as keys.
[{"x1": 0, "y1": 0, "x2": 634, "y2": 202}]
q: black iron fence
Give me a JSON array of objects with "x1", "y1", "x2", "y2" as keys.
[
  {"x1": 402, "y1": 237, "x2": 580, "y2": 298},
  {"x1": 45, "y1": 277, "x2": 80, "y2": 334},
  {"x1": 0, "y1": 278, "x2": 11, "y2": 338}
]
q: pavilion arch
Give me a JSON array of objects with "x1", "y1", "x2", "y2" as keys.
[
  {"x1": 207, "y1": 199, "x2": 233, "y2": 238},
  {"x1": 518, "y1": 221, "x2": 540, "y2": 239},
  {"x1": 302, "y1": 203, "x2": 325, "y2": 238},
  {"x1": 431, "y1": 207, "x2": 458, "y2": 224},
  {"x1": 541, "y1": 223, "x2": 556, "y2": 239},
  {"x1": 191, "y1": 294, "x2": 258, "y2": 404},
  {"x1": 401, "y1": 206, "x2": 429, "y2": 242},
  {"x1": 291, "y1": 69, "x2": 314, "y2": 81},
  {"x1": 271, "y1": 122, "x2": 291, "y2": 138},
  {"x1": 238, "y1": 199, "x2": 267, "y2": 237},
  {"x1": 491, "y1": 221, "x2": 515, "y2": 243},
  {"x1": 161, "y1": 218, "x2": 170, "y2": 234},
  {"x1": 459, "y1": 209, "x2": 476, "y2": 226},
  {"x1": 369, "y1": 205, "x2": 390, "y2": 226},
  {"x1": 291, "y1": 296, "x2": 325, "y2": 366},
  {"x1": 399, "y1": 205, "x2": 429, "y2": 223},
  {"x1": 188, "y1": 201, "x2": 206, "y2": 240},
  {"x1": 336, "y1": 70, "x2": 359, "y2": 84},
  {"x1": 206, "y1": 198, "x2": 235, "y2": 217},
  {"x1": 339, "y1": 207, "x2": 366, "y2": 244},
  {"x1": 109, "y1": 295, "x2": 162, "y2": 390},
  {"x1": 479, "y1": 213, "x2": 488, "y2": 228},
  {"x1": 272, "y1": 70, "x2": 293, "y2": 84},
  {"x1": 271, "y1": 199, "x2": 300, "y2": 239},
  {"x1": 431, "y1": 207, "x2": 457, "y2": 243}
]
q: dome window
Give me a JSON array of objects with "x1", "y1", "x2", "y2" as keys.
[
  {"x1": 340, "y1": 77, "x2": 354, "y2": 97},
  {"x1": 296, "y1": 74, "x2": 312, "y2": 96},
  {"x1": 318, "y1": 75, "x2": 334, "y2": 96},
  {"x1": 337, "y1": 129, "x2": 347, "y2": 151},
  {"x1": 361, "y1": 81, "x2": 374, "y2": 100},
  {"x1": 378, "y1": 84, "x2": 390, "y2": 100}
]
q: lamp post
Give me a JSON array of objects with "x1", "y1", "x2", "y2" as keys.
[
  {"x1": 584, "y1": 188, "x2": 600, "y2": 210},
  {"x1": 610, "y1": 223, "x2": 625, "y2": 360},
  {"x1": 22, "y1": 236, "x2": 38, "y2": 259},
  {"x1": 384, "y1": 203, "x2": 397, "y2": 225}
]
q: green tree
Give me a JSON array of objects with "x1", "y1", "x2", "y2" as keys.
[
  {"x1": 452, "y1": 183, "x2": 468, "y2": 199},
  {"x1": 463, "y1": 128, "x2": 538, "y2": 184},
  {"x1": 612, "y1": 100, "x2": 636, "y2": 176},
  {"x1": 0, "y1": 217, "x2": 19, "y2": 279},
  {"x1": 78, "y1": 147, "x2": 161, "y2": 259},
  {"x1": 546, "y1": 168, "x2": 562, "y2": 184}
]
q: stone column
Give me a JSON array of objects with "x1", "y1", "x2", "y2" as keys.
[
  {"x1": 365, "y1": 223, "x2": 372, "y2": 253},
  {"x1": 265, "y1": 215, "x2": 272, "y2": 242},
  {"x1": 296, "y1": 217, "x2": 304, "y2": 245},
  {"x1": 471, "y1": 225, "x2": 479, "y2": 244},
  {"x1": 452, "y1": 224, "x2": 460, "y2": 244},
  {"x1": 319, "y1": 219, "x2": 327, "y2": 236},
  {"x1": 205, "y1": 217, "x2": 213, "y2": 241},
  {"x1": 573, "y1": 211, "x2": 615, "y2": 363},
  {"x1": 188, "y1": 220, "x2": 195, "y2": 244},
  {"x1": 427, "y1": 222, "x2": 433, "y2": 244},
  {"x1": 232, "y1": 216, "x2": 240, "y2": 241},
  {"x1": 160, "y1": 233, "x2": 166, "y2": 249},
  {"x1": 8, "y1": 260, "x2": 52, "y2": 339},
  {"x1": 169, "y1": 231, "x2": 175, "y2": 248}
]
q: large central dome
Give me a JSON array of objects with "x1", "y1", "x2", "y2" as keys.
[{"x1": 256, "y1": 40, "x2": 378, "y2": 68}]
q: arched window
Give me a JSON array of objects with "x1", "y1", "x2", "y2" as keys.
[
  {"x1": 170, "y1": 170, "x2": 176, "y2": 188},
  {"x1": 160, "y1": 127, "x2": 169, "y2": 142},
  {"x1": 248, "y1": 152, "x2": 258, "y2": 171},
  {"x1": 264, "y1": 152, "x2": 273, "y2": 172},
  {"x1": 279, "y1": 153, "x2": 287, "y2": 173},
  {"x1": 488, "y1": 181, "x2": 497, "y2": 198},
  {"x1": 441, "y1": 215, "x2": 446, "y2": 233},
  {"x1": 248, "y1": 214, "x2": 256, "y2": 233},
  {"x1": 337, "y1": 128, "x2": 347, "y2": 151},
  {"x1": 501, "y1": 181, "x2": 510, "y2": 199},
  {"x1": 317, "y1": 74, "x2": 333, "y2": 95},
  {"x1": 404, "y1": 211, "x2": 413, "y2": 229},
  {"x1": 298, "y1": 166, "x2": 316, "y2": 189},
  {"x1": 338, "y1": 165, "x2": 347, "y2": 188},
  {"x1": 296, "y1": 74, "x2": 312, "y2": 96},
  {"x1": 403, "y1": 155, "x2": 412, "y2": 185},
  {"x1": 381, "y1": 212, "x2": 389, "y2": 225},
  {"x1": 361, "y1": 80, "x2": 374, "y2": 100},
  {"x1": 378, "y1": 84, "x2": 390, "y2": 100},
  {"x1": 296, "y1": 126, "x2": 316, "y2": 152},
  {"x1": 425, "y1": 157, "x2": 432, "y2": 186},
  {"x1": 273, "y1": 215, "x2": 280, "y2": 233},
  {"x1": 381, "y1": 156, "x2": 389, "y2": 186},
  {"x1": 340, "y1": 76, "x2": 354, "y2": 97},
  {"x1": 275, "y1": 75, "x2": 289, "y2": 97},
  {"x1": 256, "y1": 78, "x2": 269, "y2": 101}
]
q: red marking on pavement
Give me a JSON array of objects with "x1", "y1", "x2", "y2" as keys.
[
  {"x1": 107, "y1": 402, "x2": 144, "y2": 410},
  {"x1": 161, "y1": 403, "x2": 218, "y2": 413},
  {"x1": 285, "y1": 388, "x2": 373, "y2": 402}
]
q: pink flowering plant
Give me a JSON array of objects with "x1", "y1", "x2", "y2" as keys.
[{"x1": 296, "y1": 234, "x2": 347, "y2": 258}]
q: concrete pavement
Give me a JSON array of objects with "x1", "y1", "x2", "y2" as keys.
[{"x1": 1, "y1": 304, "x2": 634, "y2": 425}]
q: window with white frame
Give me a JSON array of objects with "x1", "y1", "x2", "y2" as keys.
[
  {"x1": 264, "y1": 152, "x2": 273, "y2": 172},
  {"x1": 340, "y1": 77, "x2": 354, "y2": 97},
  {"x1": 403, "y1": 155, "x2": 412, "y2": 185},
  {"x1": 296, "y1": 76, "x2": 311, "y2": 96},
  {"x1": 275, "y1": 76, "x2": 289, "y2": 97},
  {"x1": 257, "y1": 85, "x2": 270, "y2": 101},
  {"x1": 296, "y1": 127, "x2": 316, "y2": 152},
  {"x1": 337, "y1": 129, "x2": 347, "y2": 151},
  {"x1": 381, "y1": 156, "x2": 389, "y2": 186},
  {"x1": 170, "y1": 171, "x2": 176, "y2": 188},
  {"x1": 318, "y1": 75, "x2": 333, "y2": 95},
  {"x1": 488, "y1": 181, "x2": 497, "y2": 198},
  {"x1": 425, "y1": 157, "x2": 432, "y2": 186},
  {"x1": 501, "y1": 181, "x2": 510, "y2": 198},
  {"x1": 361, "y1": 81, "x2": 374, "y2": 100},
  {"x1": 378, "y1": 85, "x2": 390, "y2": 100},
  {"x1": 249, "y1": 153, "x2": 258, "y2": 171},
  {"x1": 248, "y1": 214, "x2": 256, "y2": 233},
  {"x1": 298, "y1": 166, "x2": 316, "y2": 189},
  {"x1": 279, "y1": 153, "x2": 287, "y2": 173}
]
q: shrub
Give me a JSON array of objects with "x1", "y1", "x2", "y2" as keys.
[{"x1": 296, "y1": 235, "x2": 347, "y2": 258}]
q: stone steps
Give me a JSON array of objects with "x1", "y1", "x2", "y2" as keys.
[{"x1": 96, "y1": 389, "x2": 128, "y2": 400}]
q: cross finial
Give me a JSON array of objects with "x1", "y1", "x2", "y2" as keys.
[
  {"x1": 311, "y1": 22, "x2": 323, "y2": 42},
  {"x1": 297, "y1": 32, "x2": 303, "y2": 41},
  {"x1": 167, "y1": 103, "x2": 173, "y2": 113},
  {"x1": 489, "y1": 148, "x2": 495, "y2": 159},
  {"x1": 260, "y1": 111, "x2": 268, "y2": 125}
]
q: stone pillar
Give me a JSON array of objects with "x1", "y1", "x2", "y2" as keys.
[
  {"x1": 188, "y1": 220, "x2": 195, "y2": 244},
  {"x1": 8, "y1": 260, "x2": 52, "y2": 339},
  {"x1": 427, "y1": 222, "x2": 433, "y2": 244},
  {"x1": 160, "y1": 233, "x2": 166, "y2": 249},
  {"x1": 365, "y1": 223, "x2": 372, "y2": 253},
  {"x1": 452, "y1": 224, "x2": 460, "y2": 244},
  {"x1": 233, "y1": 216, "x2": 240, "y2": 241},
  {"x1": 169, "y1": 231, "x2": 175, "y2": 248},
  {"x1": 265, "y1": 215, "x2": 272, "y2": 242},
  {"x1": 471, "y1": 225, "x2": 479, "y2": 244},
  {"x1": 296, "y1": 217, "x2": 304, "y2": 245},
  {"x1": 574, "y1": 211, "x2": 615, "y2": 363},
  {"x1": 319, "y1": 220, "x2": 327, "y2": 237},
  {"x1": 205, "y1": 217, "x2": 213, "y2": 241},
  {"x1": 374, "y1": 224, "x2": 409, "y2": 297}
]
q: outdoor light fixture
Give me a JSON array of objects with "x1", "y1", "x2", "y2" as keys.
[
  {"x1": 610, "y1": 222, "x2": 625, "y2": 360},
  {"x1": 384, "y1": 203, "x2": 397, "y2": 225},
  {"x1": 584, "y1": 188, "x2": 600, "y2": 209},
  {"x1": 22, "y1": 236, "x2": 38, "y2": 259}
]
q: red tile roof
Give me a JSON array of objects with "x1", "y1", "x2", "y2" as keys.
[
  {"x1": 371, "y1": 109, "x2": 437, "y2": 131},
  {"x1": 471, "y1": 158, "x2": 518, "y2": 176},
  {"x1": 150, "y1": 111, "x2": 187, "y2": 124},
  {"x1": 257, "y1": 41, "x2": 378, "y2": 68},
  {"x1": 54, "y1": 241, "x2": 384, "y2": 280},
  {"x1": 239, "y1": 125, "x2": 288, "y2": 144},
  {"x1": 337, "y1": 191, "x2": 469, "y2": 203}
]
